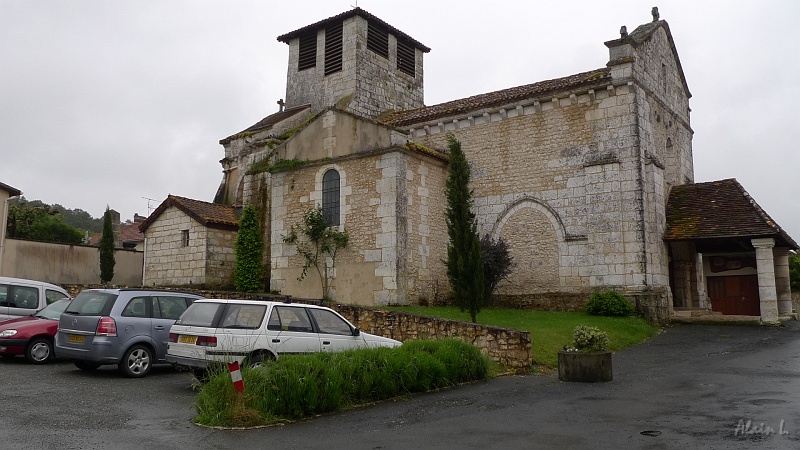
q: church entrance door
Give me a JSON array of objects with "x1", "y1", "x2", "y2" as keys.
[{"x1": 707, "y1": 275, "x2": 760, "y2": 315}]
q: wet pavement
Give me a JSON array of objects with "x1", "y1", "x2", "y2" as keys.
[{"x1": 3, "y1": 321, "x2": 799, "y2": 449}]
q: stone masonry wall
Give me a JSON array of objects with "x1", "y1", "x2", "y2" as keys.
[
  {"x1": 271, "y1": 148, "x2": 449, "y2": 307},
  {"x1": 412, "y1": 83, "x2": 646, "y2": 298},
  {"x1": 333, "y1": 304, "x2": 532, "y2": 373}
]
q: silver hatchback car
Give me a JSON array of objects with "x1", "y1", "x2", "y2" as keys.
[{"x1": 55, "y1": 289, "x2": 204, "y2": 377}]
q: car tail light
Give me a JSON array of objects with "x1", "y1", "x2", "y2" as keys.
[
  {"x1": 168, "y1": 333, "x2": 179, "y2": 343},
  {"x1": 96, "y1": 317, "x2": 117, "y2": 336},
  {"x1": 196, "y1": 336, "x2": 217, "y2": 347}
]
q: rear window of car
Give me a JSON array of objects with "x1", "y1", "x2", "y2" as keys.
[
  {"x1": 64, "y1": 291, "x2": 118, "y2": 316},
  {"x1": 219, "y1": 303, "x2": 267, "y2": 329},
  {"x1": 176, "y1": 302, "x2": 223, "y2": 327}
]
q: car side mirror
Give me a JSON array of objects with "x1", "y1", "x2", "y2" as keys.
[{"x1": 353, "y1": 328, "x2": 360, "y2": 336}]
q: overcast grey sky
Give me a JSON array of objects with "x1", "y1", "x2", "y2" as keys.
[{"x1": 1, "y1": 0, "x2": 798, "y2": 241}]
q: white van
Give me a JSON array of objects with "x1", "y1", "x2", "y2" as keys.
[{"x1": 0, "y1": 277, "x2": 71, "y2": 322}]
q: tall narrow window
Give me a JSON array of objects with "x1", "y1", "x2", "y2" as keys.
[
  {"x1": 396, "y1": 39, "x2": 415, "y2": 76},
  {"x1": 324, "y1": 22, "x2": 343, "y2": 75},
  {"x1": 298, "y1": 32, "x2": 317, "y2": 71},
  {"x1": 181, "y1": 230, "x2": 189, "y2": 247},
  {"x1": 322, "y1": 169, "x2": 340, "y2": 226},
  {"x1": 661, "y1": 63, "x2": 667, "y2": 93},
  {"x1": 367, "y1": 22, "x2": 388, "y2": 59}
]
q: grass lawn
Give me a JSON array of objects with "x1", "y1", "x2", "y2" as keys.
[{"x1": 386, "y1": 306, "x2": 660, "y2": 369}]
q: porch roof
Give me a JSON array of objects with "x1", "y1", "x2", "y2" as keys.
[{"x1": 664, "y1": 178, "x2": 798, "y2": 250}]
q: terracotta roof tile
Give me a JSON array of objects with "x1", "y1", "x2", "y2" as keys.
[
  {"x1": 381, "y1": 69, "x2": 611, "y2": 127},
  {"x1": 277, "y1": 7, "x2": 430, "y2": 53},
  {"x1": 139, "y1": 195, "x2": 239, "y2": 232},
  {"x1": 665, "y1": 179, "x2": 798, "y2": 249},
  {"x1": 119, "y1": 222, "x2": 144, "y2": 244}
]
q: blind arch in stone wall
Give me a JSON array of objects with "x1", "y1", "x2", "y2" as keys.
[{"x1": 490, "y1": 198, "x2": 564, "y2": 295}]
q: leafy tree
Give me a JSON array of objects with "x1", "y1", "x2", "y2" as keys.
[
  {"x1": 283, "y1": 206, "x2": 349, "y2": 301},
  {"x1": 480, "y1": 234, "x2": 515, "y2": 304},
  {"x1": 444, "y1": 134, "x2": 484, "y2": 322},
  {"x1": 6, "y1": 199, "x2": 82, "y2": 244},
  {"x1": 28, "y1": 214, "x2": 83, "y2": 244},
  {"x1": 790, "y1": 252, "x2": 800, "y2": 291},
  {"x1": 99, "y1": 207, "x2": 115, "y2": 284},
  {"x1": 234, "y1": 206, "x2": 263, "y2": 292},
  {"x1": 9, "y1": 197, "x2": 102, "y2": 233}
]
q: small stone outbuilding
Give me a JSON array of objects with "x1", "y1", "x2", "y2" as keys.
[{"x1": 139, "y1": 195, "x2": 239, "y2": 288}]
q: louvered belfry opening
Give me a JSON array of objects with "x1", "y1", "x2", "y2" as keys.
[
  {"x1": 367, "y1": 22, "x2": 388, "y2": 58},
  {"x1": 324, "y1": 22, "x2": 343, "y2": 75},
  {"x1": 396, "y1": 38, "x2": 415, "y2": 76},
  {"x1": 298, "y1": 32, "x2": 317, "y2": 71}
]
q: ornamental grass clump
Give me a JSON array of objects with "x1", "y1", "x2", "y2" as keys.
[
  {"x1": 193, "y1": 339, "x2": 491, "y2": 427},
  {"x1": 566, "y1": 325, "x2": 610, "y2": 353}
]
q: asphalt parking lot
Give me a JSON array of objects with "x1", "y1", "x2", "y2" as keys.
[{"x1": 3, "y1": 321, "x2": 799, "y2": 450}]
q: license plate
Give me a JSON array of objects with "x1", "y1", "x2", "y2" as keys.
[
  {"x1": 178, "y1": 335, "x2": 197, "y2": 344},
  {"x1": 68, "y1": 334, "x2": 85, "y2": 344}
]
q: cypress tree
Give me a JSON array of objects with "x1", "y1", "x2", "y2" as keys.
[
  {"x1": 234, "y1": 205, "x2": 263, "y2": 292},
  {"x1": 99, "y1": 207, "x2": 115, "y2": 284},
  {"x1": 445, "y1": 134, "x2": 485, "y2": 322}
]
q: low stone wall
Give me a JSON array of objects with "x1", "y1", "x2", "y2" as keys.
[
  {"x1": 793, "y1": 291, "x2": 799, "y2": 315},
  {"x1": 334, "y1": 304, "x2": 531, "y2": 373}
]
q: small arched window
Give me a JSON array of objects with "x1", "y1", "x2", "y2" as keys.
[{"x1": 322, "y1": 169, "x2": 340, "y2": 226}]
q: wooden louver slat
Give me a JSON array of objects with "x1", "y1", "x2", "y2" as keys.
[
  {"x1": 396, "y1": 39, "x2": 415, "y2": 77},
  {"x1": 367, "y1": 22, "x2": 389, "y2": 59},
  {"x1": 298, "y1": 33, "x2": 316, "y2": 71},
  {"x1": 324, "y1": 22, "x2": 343, "y2": 75}
]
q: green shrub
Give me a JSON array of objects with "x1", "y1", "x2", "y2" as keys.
[
  {"x1": 585, "y1": 290, "x2": 634, "y2": 316},
  {"x1": 570, "y1": 325, "x2": 610, "y2": 352},
  {"x1": 193, "y1": 339, "x2": 491, "y2": 427}
]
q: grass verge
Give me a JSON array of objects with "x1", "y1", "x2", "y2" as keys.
[
  {"x1": 193, "y1": 339, "x2": 491, "y2": 427},
  {"x1": 387, "y1": 306, "x2": 659, "y2": 368}
]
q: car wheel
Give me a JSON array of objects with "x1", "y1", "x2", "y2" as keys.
[
  {"x1": 74, "y1": 361, "x2": 101, "y2": 371},
  {"x1": 119, "y1": 344, "x2": 152, "y2": 378},
  {"x1": 25, "y1": 338, "x2": 54, "y2": 364},
  {"x1": 246, "y1": 351, "x2": 275, "y2": 369}
]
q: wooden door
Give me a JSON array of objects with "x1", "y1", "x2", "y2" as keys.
[{"x1": 707, "y1": 275, "x2": 760, "y2": 315}]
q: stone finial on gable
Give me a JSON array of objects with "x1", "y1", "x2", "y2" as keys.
[
  {"x1": 620, "y1": 26, "x2": 628, "y2": 38},
  {"x1": 652, "y1": 6, "x2": 660, "y2": 22}
]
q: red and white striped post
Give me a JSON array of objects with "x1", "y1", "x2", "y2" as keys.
[{"x1": 228, "y1": 361, "x2": 245, "y2": 392}]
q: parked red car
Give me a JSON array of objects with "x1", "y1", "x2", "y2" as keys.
[{"x1": 0, "y1": 298, "x2": 70, "y2": 364}]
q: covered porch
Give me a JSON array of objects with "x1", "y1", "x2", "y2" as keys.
[{"x1": 664, "y1": 179, "x2": 798, "y2": 324}]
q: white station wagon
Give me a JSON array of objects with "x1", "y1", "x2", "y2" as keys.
[{"x1": 166, "y1": 299, "x2": 401, "y2": 374}]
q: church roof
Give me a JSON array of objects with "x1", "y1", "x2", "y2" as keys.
[
  {"x1": 139, "y1": 195, "x2": 239, "y2": 232},
  {"x1": 664, "y1": 179, "x2": 798, "y2": 249},
  {"x1": 381, "y1": 68, "x2": 611, "y2": 127},
  {"x1": 277, "y1": 7, "x2": 430, "y2": 53},
  {"x1": 219, "y1": 104, "x2": 310, "y2": 145}
]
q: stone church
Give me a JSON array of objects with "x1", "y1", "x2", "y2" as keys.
[{"x1": 142, "y1": 7, "x2": 796, "y2": 323}]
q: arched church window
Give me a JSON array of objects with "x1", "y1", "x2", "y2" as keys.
[{"x1": 322, "y1": 169, "x2": 340, "y2": 226}]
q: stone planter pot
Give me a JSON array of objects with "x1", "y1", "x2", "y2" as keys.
[{"x1": 557, "y1": 350, "x2": 613, "y2": 382}]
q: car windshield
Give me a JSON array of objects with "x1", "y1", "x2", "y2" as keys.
[
  {"x1": 63, "y1": 291, "x2": 118, "y2": 316},
  {"x1": 176, "y1": 302, "x2": 222, "y2": 327},
  {"x1": 35, "y1": 299, "x2": 71, "y2": 320}
]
